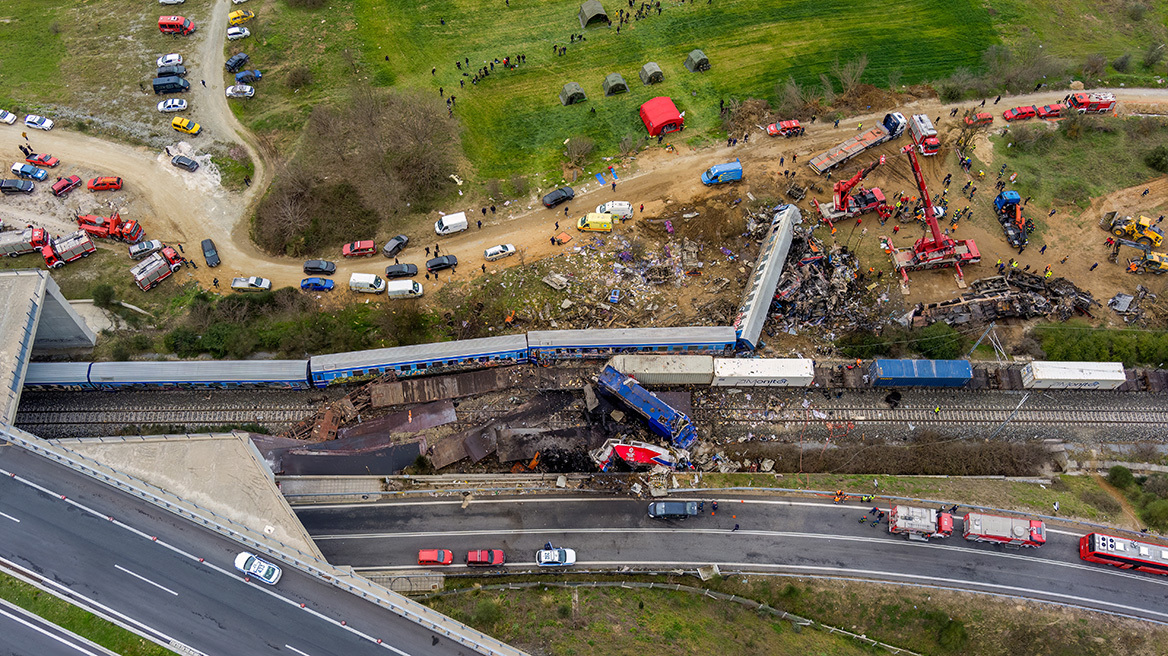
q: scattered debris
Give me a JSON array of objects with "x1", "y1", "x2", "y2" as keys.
[{"x1": 914, "y1": 273, "x2": 1098, "y2": 326}]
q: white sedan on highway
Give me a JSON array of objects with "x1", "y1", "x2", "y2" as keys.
[
  {"x1": 227, "y1": 26, "x2": 250, "y2": 40},
  {"x1": 226, "y1": 85, "x2": 255, "y2": 98},
  {"x1": 157, "y1": 53, "x2": 183, "y2": 67},
  {"x1": 24, "y1": 115, "x2": 53, "y2": 131},
  {"x1": 234, "y1": 552, "x2": 281, "y2": 584},
  {"x1": 158, "y1": 99, "x2": 188, "y2": 113}
]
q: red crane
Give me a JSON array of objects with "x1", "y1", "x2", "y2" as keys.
[
  {"x1": 813, "y1": 156, "x2": 890, "y2": 225},
  {"x1": 888, "y1": 145, "x2": 980, "y2": 281}
]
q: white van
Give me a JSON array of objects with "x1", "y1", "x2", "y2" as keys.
[
  {"x1": 484, "y1": 244, "x2": 516, "y2": 261},
  {"x1": 434, "y1": 211, "x2": 469, "y2": 236},
  {"x1": 385, "y1": 280, "x2": 424, "y2": 298},
  {"x1": 596, "y1": 201, "x2": 634, "y2": 220},
  {"x1": 349, "y1": 272, "x2": 386, "y2": 294}
]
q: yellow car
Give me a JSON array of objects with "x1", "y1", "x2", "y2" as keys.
[
  {"x1": 171, "y1": 116, "x2": 202, "y2": 136},
  {"x1": 228, "y1": 10, "x2": 255, "y2": 25}
]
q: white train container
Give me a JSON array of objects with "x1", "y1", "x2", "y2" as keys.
[
  {"x1": 712, "y1": 358, "x2": 816, "y2": 387},
  {"x1": 607, "y1": 355, "x2": 714, "y2": 385},
  {"x1": 1020, "y1": 361, "x2": 1126, "y2": 390}
]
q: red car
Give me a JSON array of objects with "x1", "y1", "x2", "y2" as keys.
[
  {"x1": 342, "y1": 240, "x2": 376, "y2": 257},
  {"x1": 26, "y1": 153, "x2": 59, "y2": 168},
  {"x1": 1036, "y1": 104, "x2": 1063, "y2": 119},
  {"x1": 51, "y1": 175, "x2": 83, "y2": 197},
  {"x1": 766, "y1": 120, "x2": 804, "y2": 137},
  {"x1": 963, "y1": 112, "x2": 993, "y2": 127},
  {"x1": 466, "y1": 549, "x2": 506, "y2": 567},
  {"x1": 88, "y1": 176, "x2": 123, "y2": 191},
  {"x1": 1002, "y1": 106, "x2": 1037, "y2": 122},
  {"x1": 417, "y1": 549, "x2": 454, "y2": 566}
]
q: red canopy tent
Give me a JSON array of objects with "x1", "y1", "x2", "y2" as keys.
[{"x1": 639, "y1": 96, "x2": 684, "y2": 137}]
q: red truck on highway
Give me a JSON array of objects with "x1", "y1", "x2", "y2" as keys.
[
  {"x1": 962, "y1": 512, "x2": 1046, "y2": 548},
  {"x1": 131, "y1": 247, "x2": 183, "y2": 291},
  {"x1": 888, "y1": 505, "x2": 953, "y2": 541},
  {"x1": 42, "y1": 231, "x2": 97, "y2": 269},
  {"x1": 0, "y1": 226, "x2": 48, "y2": 257}
]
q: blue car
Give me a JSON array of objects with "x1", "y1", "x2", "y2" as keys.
[
  {"x1": 300, "y1": 277, "x2": 334, "y2": 292},
  {"x1": 235, "y1": 69, "x2": 262, "y2": 84},
  {"x1": 10, "y1": 163, "x2": 47, "y2": 181}
]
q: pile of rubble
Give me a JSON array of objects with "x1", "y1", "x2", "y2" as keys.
[
  {"x1": 1109, "y1": 285, "x2": 1162, "y2": 325},
  {"x1": 912, "y1": 272, "x2": 1098, "y2": 327}
]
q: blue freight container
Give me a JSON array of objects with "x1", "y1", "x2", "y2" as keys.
[{"x1": 868, "y1": 359, "x2": 972, "y2": 387}]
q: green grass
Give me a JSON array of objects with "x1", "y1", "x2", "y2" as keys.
[
  {"x1": 355, "y1": 0, "x2": 997, "y2": 177},
  {"x1": 985, "y1": 0, "x2": 1168, "y2": 62},
  {"x1": 0, "y1": 572, "x2": 173, "y2": 656},
  {"x1": 0, "y1": 2, "x2": 69, "y2": 108}
]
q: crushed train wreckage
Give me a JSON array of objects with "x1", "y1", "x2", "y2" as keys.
[{"x1": 905, "y1": 272, "x2": 1099, "y2": 327}]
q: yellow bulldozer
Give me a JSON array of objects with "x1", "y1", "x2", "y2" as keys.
[{"x1": 1101, "y1": 211, "x2": 1164, "y2": 247}]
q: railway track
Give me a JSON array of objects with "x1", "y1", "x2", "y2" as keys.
[
  {"x1": 14, "y1": 405, "x2": 318, "y2": 429},
  {"x1": 693, "y1": 405, "x2": 1168, "y2": 426}
]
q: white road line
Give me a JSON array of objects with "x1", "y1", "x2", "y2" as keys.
[
  {"x1": 114, "y1": 565, "x2": 178, "y2": 596},
  {"x1": 0, "y1": 510, "x2": 20, "y2": 523},
  {"x1": 0, "y1": 602, "x2": 107, "y2": 656},
  {"x1": 284, "y1": 645, "x2": 313, "y2": 656}
]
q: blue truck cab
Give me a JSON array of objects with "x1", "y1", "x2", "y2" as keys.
[
  {"x1": 701, "y1": 159, "x2": 742, "y2": 185},
  {"x1": 994, "y1": 190, "x2": 1021, "y2": 213}
]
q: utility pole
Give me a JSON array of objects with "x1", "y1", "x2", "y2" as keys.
[{"x1": 988, "y1": 392, "x2": 1029, "y2": 441}]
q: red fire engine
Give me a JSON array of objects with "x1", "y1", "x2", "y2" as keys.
[
  {"x1": 131, "y1": 247, "x2": 184, "y2": 291},
  {"x1": 888, "y1": 505, "x2": 953, "y2": 541},
  {"x1": 1080, "y1": 532, "x2": 1168, "y2": 575},
  {"x1": 1067, "y1": 92, "x2": 1116, "y2": 115},
  {"x1": 42, "y1": 231, "x2": 97, "y2": 269},
  {"x1": 962, "y1": 512, "x2": 1045, "y2": 548},
  {"x1": 77, "y1": 211, "x2": 144, "y2": 244}
]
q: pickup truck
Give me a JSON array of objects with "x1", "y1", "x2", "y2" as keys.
[{"x1": 231, "y1": 276, "x2": 271, "y2": 292}]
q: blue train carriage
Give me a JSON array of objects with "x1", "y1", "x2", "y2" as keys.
[
  {"x1": 868, "y1": 359, "x2": 973, "y2": 387},
  {"x1": 527, "y1": 326, "x2": 737, "y2": 361},
  {"x1": 308, "y1": 334, "x2": 529, "y2": 387},
  {"x1": 86, "y1": 360, "x2": 313, "y2": 390},
  {"x1": 597, "y1": 365, "x2": 697, "y2": 448},
  {"x1": 22, "y1": 362, "x2": 95, "y2": 390}
]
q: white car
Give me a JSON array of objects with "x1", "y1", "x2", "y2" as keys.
[
  {"x1": 233, "y1": 0, "x2": 249, "y2": 4},
  {"x1": 24, "y1": 115, "x2": 53, "y2": 131},
  {"x1": 233, "y1": 552, "x2": 281, "y2": 585},
  {"x1": 484, "y1": 244, "x2": 516, "y2": 261},
  {"x1": 226, "y1": 26, "x2": 250, "y2": 40},
  {"x1": 0, "y1": 110, "x2": 16, "y2": 125},
  {"x1": 596, "y1": 201, "x2": 635, "y2": 220},
  {"x1": 157, "y1": 99, "x2": 188, "y2": 113},
  {"x1": 535, "y1": 546, "x2": 576, "y2": 567},
  {"x1": 226, "y1": 85, "x2": 255, "y2": 98},
  {"x1": 159, "y1": 0, "x2": 185, "y2": 4},
  {"x1": 156, "y1": 53, "x2": 183, "y2": 67}
]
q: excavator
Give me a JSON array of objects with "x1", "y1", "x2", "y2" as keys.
[
  {"x1": 886, "y1": 145, "x2": 980, "y2": 282},
  {"x1": 1108, "y1": 238, "x2": 1168, "y2": 274},
  {"x1": 811, "y1": 155, "x2": 892, "y2": 226}
]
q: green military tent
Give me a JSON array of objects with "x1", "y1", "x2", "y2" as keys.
[
  {"x1": 684, "y1": 49, "x2": 710, "y2": 72},
  {"x1": 603, "y1": 73, "x2": 629, "y2": 96},
  {"x1": 639, "y1": 62, "x2": 664, "y2": 85},
  {"x1": 578, "y1": 0, "x2": 609, "y2": 28},
  {"x1": 560, "y1": 82, "x2": 587, "y2": 106}
]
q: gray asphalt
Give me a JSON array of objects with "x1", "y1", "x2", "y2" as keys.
[
  {"x1": 295, "y1": 495, "x2": 1168, "y2": 623},
  {"x1": 0, "y1": 445, "x2": 479, "y2": 656},
  {"x1": 0, "y1": 599, "x2": 114, "y2": 656}
]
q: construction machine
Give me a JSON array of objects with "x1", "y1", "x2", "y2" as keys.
[
  {"x1": 1100, "y1": 211, "x2": 1163, "y2": 248},
  {"x1": 886, "y1": 146, "x2": 980, "y2": 282},
  {"x1": 77, "y1": 211, "x2": 144, "y2": 244},
  {"x1": 993, "y1": 191, "x2": 1034, "y2": 248},
  {"x1": 1108, "y1": 238, "x2": 1168, "y2": 274},
  {"x1": 811, "y1": 156, "x2": 891, "y2": 225}
]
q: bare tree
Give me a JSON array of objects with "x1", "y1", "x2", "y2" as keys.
[
  {"x1": 832, "y1": 54, "x2": 869, "y2": 93},
  {"x1": 819, "y1": 73, "x2": 836, "y2": 104},
  {"x1": 565, "y1": 136, "x2": 594, "y2": 166},
  {"x1": 510, "y1": 174, "x2": 528, "y2": 196},
  {"x1": 775, "y1": 76, "x2": 812, "y2": 116},
  {"x1": 887, "y1": 69, "x2": 903, "y2": 92},
  {"x1": 1144, "y1": 41, "x2": 1166, "y2": 69},
  {"x1": 1083, "y1": 53, "x2": 1107, "y2": 77}
]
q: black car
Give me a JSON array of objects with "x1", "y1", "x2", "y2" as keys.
[
  {"x1": 426, "y1": 255, "x2": 457, "y2": 272},
  {"x1": 303, "y1": 259, "x2": 336, "y2": 275},
  {"x1": 156, "y1": 65, "x2": 187, "y2": 78},
  {"x1": 201, "y1": 238, "x2": 220, "y2": 267},
  {"x1": 0, "y1": 179, "x2": 34, "y2": 195},
  {"x1": 541, "y1": 186, "x2": 574, "y2": 208},
  {"x1": 171, "y1": 155, "x2": 199, "y2": 172},
  {"x1": 647, "y1": 501, "x2": 699, "y2": 520},
  {"x1": 225, "y1": 53, "x2": 250, "y2": 73},
  {"x1": 384, "y1": 263, "x2": 418, "y2": 279},
  {"x1": 382, "y1": 234, "x2": 409, "y2": 258}
]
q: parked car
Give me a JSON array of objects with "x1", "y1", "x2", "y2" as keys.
[
  {"x1": 158, "y1": 98, "x2": 188, "y2": 113},
  {"x1": 0, "y1": 179, "x2": 34, "y2": 195},
  {"x1": 0, "y1": 110, "x2": 16, "y2": 124},
  {"x1": 225, "y1": 85, "x2": 255, "y2": 98},
  {"x1": 129, "y1": 239, "x2": 165, "y2": 260},
  {"x1": 381, "y1": 234, "x2": 409, "y2": 257},
  {"x1": 535, "y1": 546, "x2": 576, "y2": 567},
  {"x1": 541, "y1": 186, "x2": 574, "y2": 208},
  {"x1": 466, "y1": 549, "x2": 506, "y2": 567},
  {"x1": 300, "y1": 277, "x2": 335, "y2": 292},
  {"x1": 418, "y1": 549, "x2": 454, "y2": 566},
  {"x1": 229, "y1": 9, "x2": 255, "y2": 24},
  {"x1": 426, "y1": 255, "x2": 457, "y2": 272},
  {"x1": 156, "y1": 64, "x2": 187, "y2": 78},
  {"x1": 227, "y1": 26, "x2": 251, "y2": 40},
  {"x1": 24, "y1": 115, "x2": 53, "y2": 131},
  {"x1": 1036, "y1": 104, "x2": 1063, "y2": 119},
  {"x1": 303, "y1": 259, "x2": 336, "y2": 275},
  {"x1": 483, "y1": 244, "x2": 516, "y2": 261},
  {"x1": 383, "y1": 263, "x2": 418, "y2": 279},
  {"x1": 596, "y1": 201, "x2": 634, "y2": 220},
  {"x1": 1003, "y1": 105, "x2": 1037, "y2": 122},
  {"x1": 25, "y1": 153, "x2": 58, "y2": 168},
  {"x1": 171, "y1": 116, "x2": 202, "y2": 135},
  {"x1": 233, "y1": 0, "x2": 250, "y2": 4},
  {"x1": 647, "y1": 500, "x2": 699, "y2": 519},
  {"x1": 963, "y1": 112, "x2": 994, "y2": 127},
  {"x1": 11, "y1": 163, "x2": 47, "y2": 181},
  {"x1": 225, "y1": 53, "x2": 250, "y2": 72},
  {"x1": 159, "y1": 0, "x2": 185, "y2": 4},
  {"x1": 234, "y1": 69, "x2": 262, "y2": 84},
  {"x1": 233, "y1": 552, "x2": 281, "y2": 585},
  {"x1": 157, "y1": 53, "x2": 183, "y2": 67},
  {"x1": 342, "y1": 240, "x2": 376, "y2": 257},
  {"x1": 171, "y1": 155, "x2": 199, "y2": 172},
  {"x1": 201, "y1": 238, "x2": 220, "y2": 267},
  {"x1": 51, "y1": 175, "x2": 82, "y2": 197},
  {"x1": 87, "y1": 176, "x2": 123, "y2": 191}
]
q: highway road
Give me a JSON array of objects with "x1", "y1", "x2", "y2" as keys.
[
  {"x1": 296, "y1": 494, "x2": 1168, "y2": 624},
  {"x1": 0, "y1": 445, "x2": 495, "y2": 656},
  {"x1": 0, "y1": 598, "x2": 116, "y2": 656}
]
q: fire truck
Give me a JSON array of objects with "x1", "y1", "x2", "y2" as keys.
[
  {"x1": 0, "y1": 226, "x2": 48, "y2": 257},
  {"x1": 962, "y1": 512, "x2": 1046, "y2": 548},
  {"x1": 908, "y1": 114, "x2": 940, "y2": 156},
  {"x1": 42, "y1": 231, "x2": 97, "y2": 269},
  {"x1": 1067, "y1": 92, "x2": 1116, "y2": 115},
  {"x1": 131, "y1": 247, "x2": 183, "y2": 291},
  {"x1": 77, "y1": 211, "x2": 144, "y2": 244},
  {"x1": 888, "y1": 505, "x2": 953, "y2": 541}
]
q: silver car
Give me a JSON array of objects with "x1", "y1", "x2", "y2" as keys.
[
  {"x1": 129, "y1": 240, "x2": 164, "y2": 260},
  {"x1": 158, "y1": 99, "x2": 188, "y2": 113},
  {"x1": 226, "y1": 85, "x2": 255, "y2": 98},
  {"x1": 226, "y1": 26, "x2": 251, "y2": 40}
]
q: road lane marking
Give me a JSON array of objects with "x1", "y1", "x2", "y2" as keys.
[
  {"x1": 0, "y1": 510, "x2": 20, "y2": 523},
  {"x1": 115, "y1": 565, "x2": 178, "y2": 596},
  {"x1": 285, "y1": 645, "x2": 313, "y2": 656},
  {"x1": 0, "y1": 602, "x2": 107, "y2": 656}
]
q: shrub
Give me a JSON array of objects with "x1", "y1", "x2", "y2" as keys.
[
  {"x1": 1083, "y1": 53, "x2": 1107, "y2": 78},
  {"x1": 92, "y1": 284, "x2": 115, "y2": 308},
  {"x1": 1113, "y1": 53, "x2": 1133, "y2": 73},
  {"x1": 1146, "y1": 145, "x2": 1168, "y2": 173},
  {"x1": 510, "y1": 174, "x2": 528, "y2": 196},
  {"x1": 286, "y1": 0, "x2": 327, "y2": 7},
  {"x1": 164, "y1": 326, "x2": 201, "y2": 357},
  {"x1": 938, "y1": 618, "x2": 969, "y2": 651},
  {"x1": 1078, "y1": 490, "x2": 1122, "y2": 515},
  {"x1": 1108, "y1": 465, "x2": 1136, "y2": 489},
  {"x1": 287, "y1": 66, "x2": 313, "y2": 89},
  {"x1": 1144, "y1": 474, "x2": 1168, "y2": 499},
  {"x1": 1142, "y1": 498, "x2": 1168, "y2": 530},
  {"x1": 912, "y1": 321, "x2": 965, "y2": 360},
  {"x1": 472, "y1": 600, "x2": 502, "y2": 628},
  {"x1": 564, "y1": 136, "x2": 594, "y2": 166},
  {"x1": 484, "y1": 178, "x2": 501, "y2": 199},
  {"x1": 836, "y1": 331, "x2": 891, "y2": 359},
  {"x1": 557, "y1": 604, "x2": 572, "y2": 618},
  {"x1": 1143, "y1": 41, "x2": 1166, "y2": 70}
]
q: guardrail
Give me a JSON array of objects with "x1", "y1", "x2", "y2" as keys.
[{"x1": 0, "y1": 425, "x2": 528, "y2": 656}]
